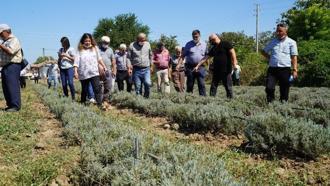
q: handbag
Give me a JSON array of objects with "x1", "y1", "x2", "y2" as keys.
[{"x1": 20, "y1": 49, "x2": 29, "y2": 70}]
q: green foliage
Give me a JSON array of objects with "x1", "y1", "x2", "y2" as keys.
[
  {"x1": 239, "y1": 53, "x2": 267, "y2": 85},
  {"x1": 34, "y1": 56, "x2": 54, "y2": 64},
  {"x1": 245, "y1": 112, "x2": 330, "y2": 159},
  {"x1": 258, "y1": 31, "x2": 274, "y2": 51},
  {"x1": 219, "y1": 31, "x2": 256, "y2": 63},
  {"x1": 110, "y1": 86, "x2": 330, "y2": 158},
  {"x1": 297, "y1": 40, "x2": 330, "y2": 87},
  {"x1": 281, "y1": 2, "x2": 330, "y2": 41},
  {"x1": 34, "y1": 85, "x2": 243, "y2": 185},
  {"x1": 93, "y1": 13, "x2": 150, "y2": 49},
  {"x1": 150, "y1": 34, "x2": 179, "y2": 54}
]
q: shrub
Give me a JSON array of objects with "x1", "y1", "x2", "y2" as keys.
[{"x1": 244, "y1": 112, "x2": 330, "y2": 158}]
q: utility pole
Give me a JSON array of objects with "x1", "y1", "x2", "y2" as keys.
[
  {"x1": 255, "y1": 4, "x2": 260, "y2": 53},
  {"x1": 42, "y1": 48, "x2": 45, "y2": 57}
]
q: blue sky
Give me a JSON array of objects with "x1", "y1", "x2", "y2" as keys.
[{"x1": 1, "y1": 0, "x2": 295, "y2": 62}]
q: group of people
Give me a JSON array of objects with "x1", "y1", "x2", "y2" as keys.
[{"x1": 0, "y1": 23, "x2": 298, "y2": 112}]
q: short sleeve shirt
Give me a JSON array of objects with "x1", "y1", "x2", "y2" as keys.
[
  {"x1": 59, "y1": 47, "x2": 75, "y2": 69},
  {"x1": 183, "y1": 40, "x2": 207, "y2": 66},
  {"x1": 47, "y1": 64, "x2": 59, "y2": 77},
  {"x1": 74, "y1": 47, "x2": 101, "y2": 80},
  {"x1": 115, "y1": 52, "x2": 131, "y2": 71},
  {"x1": 263, "y1": 37, "x2": 298, "y2": 67},
  {"x1": 208, "y1": 41, "x2": 233, "y2": 73},
  {"x1": 99, "y1": 47, "x2": 115, "y2": 70},
  {"x1": 0, "y1": 35, "x2": 22, "y2": 67}
]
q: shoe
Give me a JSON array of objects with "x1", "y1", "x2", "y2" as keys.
[
  {"x1": 88, "y1": 98, "x2": 96, "y2": 104},
  {"x1": 5, "y1": 107, "x2": 19, "y2": 112}
]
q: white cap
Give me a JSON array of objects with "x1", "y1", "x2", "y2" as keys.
[
  {"x1": 101, "y1": 36, "x2": 110, "y2": 43},
  {"x1": 119, "y1": 43, "x2": 127, "y2": 50},
  {"x1": 0, "y1": 24, "x2": 10, "y2": 33}
]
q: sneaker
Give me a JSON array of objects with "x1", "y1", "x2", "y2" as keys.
[
  {"x1": 6, "y1": 107, "x2": 19, "y2": 112},
  {"x1": 89, "y1": 98, "x2": 96, "y2": 104}
]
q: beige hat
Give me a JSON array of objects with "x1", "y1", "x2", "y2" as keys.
[
  {"x1": 101, "y1": 36, "x2": 110, "y2": 43},
  {"x1": 0, "y1": 24, "x2": 10, "y2": 33}
]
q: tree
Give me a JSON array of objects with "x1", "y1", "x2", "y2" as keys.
[
  {"x1": 93, "y1": 13, "x2": 150, "y2": 50},
  {"x1": 258, "y1": 31, "x2": 274, "y2": 51},
  {"x1": 34, "y1": 56, "x2": 54, "y2": 64},
  {"x1": 297, "y1": 40, "x2": 330, "y2": 87},
  {"x1": 219, "y1": 32, "x2": 255, "y2": 63},
  {"x1": 281, "y1": 0, "x2": 330, "y2": 41},
  {"x1": 150, "y1": 34, "x2": 179, "y2": 54}
]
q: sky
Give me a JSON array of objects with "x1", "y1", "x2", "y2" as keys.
[{"x1": 1, "y1": 0, "x2": 295, "y2": 62}]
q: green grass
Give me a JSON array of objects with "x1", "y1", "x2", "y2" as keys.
[{"x1": 0, "y1": 84, "x2": 78, "y2": 185}]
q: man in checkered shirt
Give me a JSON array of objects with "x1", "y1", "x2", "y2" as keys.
[{"x1": 0, "y1": 24, "x2": 23, "y2": 112}]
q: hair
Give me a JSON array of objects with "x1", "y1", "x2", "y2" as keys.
[
  {"x1": 192, "y1": 29, "x2": 201, "y2": 35},
  {"x1": 175, "y1": 46, "x2": 182, "y2": 52},
  {"x1": 78, "y1": 33, "x2": 97, "y2": 51},
  {"x1": 277, "y1": 23, "x2": 288, "y2": 30},
  {"x1": 119, "y1": 43, "x2": 127, "y2": 50},
  {"x1": 60, "y1": 37, "x2": 70, "y2": 51}
]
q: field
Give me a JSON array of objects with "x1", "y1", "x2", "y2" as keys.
[{"x1": 0, "y1": 81, "x2": 329, "y2": 185}]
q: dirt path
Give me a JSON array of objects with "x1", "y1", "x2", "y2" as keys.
[
  {"x1": 0, "y1": 87, "x2": 79, "y2": 185},
  {"x1": 31, "y1": 101, "x2": 79, "y2": 186}
]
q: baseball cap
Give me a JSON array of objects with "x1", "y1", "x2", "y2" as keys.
[
  {"x1": 0, "y1": 24, "x2": 10, "y2": 33},
  {"x1": 101, "y1": 36, "x2": 110, "y2": 43}
]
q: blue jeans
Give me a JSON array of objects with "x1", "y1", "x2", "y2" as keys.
[
  {"x1": 1, "y1": 63, "x2": 21, "y2": 109},
  {"x1": 185, "y1": 65, "x2": 206, "y2": 96},
  {"x1": 133, "y1": 66, "x2": 151, "y2": 98},
  {"x1": 87, "y1": 82, "x2": 95, "y2": 99},
  {"x1": 60, "y1": 68, "x2": 75, "y2": 100},
  {"x1": 47, "y1": 75, "x2": 58, "y2": 89}
]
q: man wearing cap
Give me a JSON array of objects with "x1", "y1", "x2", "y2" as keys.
[
  {"x1": 127, "y1": 33, "x2": 153, "y2": 98},
  {"x1": 98, "y1": 36, "x2": 116, "y2": 103},
  {"x1": 178, "y1": 30, "x2": 207, "y2": 96},
  {"x1": 0, "y1": 24, "x2": 23, "y2": 112}
]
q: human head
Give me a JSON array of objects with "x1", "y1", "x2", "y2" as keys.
[
  {"x1": 209, "y1": 33, "x2": 220, "y2": 45},
  {"x1": 137, "y1": 33, "x2": 147, "y2": 43},
  {"x1": 0, "y1": 24, "x2": 11, "y2": 40},
  {"x1": 119, "y1": 43, "x2": 127, "y2": 53},
  {"x1": 78, "y1": 33, "x2": 97, "y2": 50},
  {"x1": 101, "y1": 36, "x2": 110, "y2": 44},
  {"x1": 276, "y1": 23, "x2": 288, "y2": 40},
  {"x1": 174, "y1": 46, "x2": 182, "y2": 56},
  {"x1": 60, "y1": 37, "x2": 70, "y2": 49},
  {"x1": 192, "y1": 29, "x2": 201, "y2": 43},
  {"x1": 157, "y1": 42, "x2": 165, "y2": 51}
]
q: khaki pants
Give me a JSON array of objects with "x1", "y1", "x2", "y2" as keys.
[
  {"x1": 156, "y1": 68, "x2": 170, "y2": 93},
  {"x1": 171, "y1": 70, "x2": 185, "y2": 92}
]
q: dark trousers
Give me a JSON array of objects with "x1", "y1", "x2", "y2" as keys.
[
  {"x1": 210, "y1": 72, "x2": 233, "y2": 98},
  {"x1": 20, "y1": 76, "x2": 26, "y2": 88},
  {"x1": 60, "y1": 68, "x2": 75, "y2": 100},
  {"x1": 265, "y1": 67, "x2": 291, "y2": 102},
  {"x1": 186, "y1": 66, "x2": 206, "y2": 96},
  {"x1": 1, "y1": 63, "x2": 21, "y2": 109},
  {"x1": 80, "y1": 76, "x2": 102, "y2": 105},
  {"x1": 116, "y1": 70, "x2": 132, "y2": 92}
]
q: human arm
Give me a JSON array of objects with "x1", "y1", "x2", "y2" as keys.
[{"x1": 291, "y1": 55, "x2": 298, "y2": 79}]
